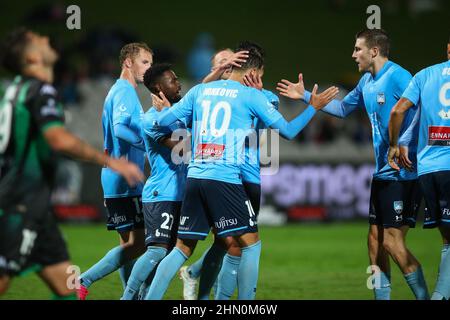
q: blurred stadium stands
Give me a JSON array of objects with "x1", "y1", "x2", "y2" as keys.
[{"x1": 0, "y1": 0, "x2": 448, "y2": 223}]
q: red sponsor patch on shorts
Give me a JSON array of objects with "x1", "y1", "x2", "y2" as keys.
[
  {"x1": 428, "y1": 126, "x2": 450, "y2": 146},
  {"x1": 195, "y1": 143, "x2": 225, "y2": 160}
]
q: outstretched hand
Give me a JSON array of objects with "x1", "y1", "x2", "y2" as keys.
[
  {"x1": 276, "y1": 73, "x2": 305, "y2": 100},
  {"x1": 309, "y1": 84, "x2": 339, "y2": 110},
  {"x1": 152, "y1": 91, "x2": 171, "y2": 111}
]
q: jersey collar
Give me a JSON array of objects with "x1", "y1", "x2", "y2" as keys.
[{"x1": 373, "y1": 60, "x2": 392, "y2": 81}]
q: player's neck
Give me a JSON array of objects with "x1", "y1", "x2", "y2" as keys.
[
  {"x1": 120, "y1": 69, "x2": 137, "y2": 88},
  {"x1": 22, "y1": 65, "x2": 54, "y2": 83},
  {"x1": 228, "y1": 71, "x2": 245, "y2": 84},
  {"x1": 370, "y1": 57, "x2": 389, "y2": 77}
]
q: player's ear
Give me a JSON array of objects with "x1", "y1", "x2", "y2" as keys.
[
  {"x1": 371, "y1": 46, "x2": 379, "y2": 58},
  {"x1": 124, "y1": 57, "x2": 133, "y2": 69}
]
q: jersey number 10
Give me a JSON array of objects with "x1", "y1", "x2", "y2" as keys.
[{"x1": 200, "y1": 100, "x2": 232, "y2": 137}]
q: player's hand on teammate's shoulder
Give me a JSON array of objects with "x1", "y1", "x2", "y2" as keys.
[
  {"x1": 309, "y1": 84, "x2": 339, "y2": 110},
  {"x1": 243, "y1": 71, "x2": 263, "y2": 90},
  {"x1": 152, "y1": 91, "x2": 171, "y2": 111},
  {"x1": 277, "y1": 73, "x2": 306, "y2": 100},
  {"x1": 107, "y1": 157, "x2": 145, "y2": 187}
]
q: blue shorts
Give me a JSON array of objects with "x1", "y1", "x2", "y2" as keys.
[
  {"x1": 177, "y1": 178, "x2": 258, "y2": 240},
  {"x1": 143, "y1": 201, "x2": 181, "y2": 247},
  {"x1": 105, "y1": 196, "x2": 144, "y2": 232},
  {"x1": 243, "y1": 181, "x2": 261, "y2": 217},
  {"x1": 369, "y1": 179, "x2": 420, "y2": 228},
  {"x1": 419, "y1": 171, "x2": 450, "y2": 229}
]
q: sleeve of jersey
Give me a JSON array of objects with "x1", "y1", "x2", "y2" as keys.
[
  {"x1": 393, "y1": 69, "x2": 413, "y2": 100},
  {"x1": 250, "y1": 90, "x2": 283, "y2": 128},
  {"x1": 262, "y1": 89, "x2": 280, "y2": 110},
  {"x1": 270, "y1": 105, "x2": 317, "y2": 140},
  {"x1": 143, "y1": 113, "x2": 173, "y2": 143},
  {"x1": 114, "y1": 123, "x2": 146, "y2": 151},
  {"x1": 401, "y1": 74, "x2": 421, "y2": 106},
  {"x1": 303, "y1": 83, "x2": 362, "y2": 118},
  {"x1": 31, "y1": 84, "x2": 65, "y2": 133},
  {"x1": 257, "y1": 90, "x2": 280, "y2": 130},
  {"x1": 112, "y1": 87, "x2": 136, "y2": 126}
]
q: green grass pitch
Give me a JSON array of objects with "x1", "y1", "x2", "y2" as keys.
[{"x1": 2, "y1": 222, "x2": 442, "y2": 300}]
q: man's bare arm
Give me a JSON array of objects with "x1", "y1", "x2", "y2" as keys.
[{"x1": 44, "y1": 126, "x2": 144, "y2": 186}]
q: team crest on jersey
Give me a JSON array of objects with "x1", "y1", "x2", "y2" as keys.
[
  {"x1": 393, "y1": 201, "x2": 403, "y2": 214},
  {"x1": 377, "y1": 93, "x2": 385, "y2": 105}
]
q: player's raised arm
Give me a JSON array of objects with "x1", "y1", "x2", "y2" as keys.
[
  {"x1": 265, "y1": 84, "x2": 339, "y2": 140},
  {"x1": 202, "y1": 50, "x2": 249, "y2": 83},
  {"x1": 387, "y1": 97, "x2": 416, "y2": 171},
  {"x1": 277, "y1": 73, "x2": 362, "y2": 118}
]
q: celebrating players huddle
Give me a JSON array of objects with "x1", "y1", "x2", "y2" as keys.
[{"x1": 0, "y1": 27, "x2": 449, "y2": 301}]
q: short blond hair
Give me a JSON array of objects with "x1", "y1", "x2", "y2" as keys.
[{"x1": 119, "y1": 42, "x2": 152, "y2": 66}]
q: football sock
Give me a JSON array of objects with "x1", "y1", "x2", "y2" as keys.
[
  {"x1": 404, "y1": 266, "x2": 429, "y2": 300},
  {"x1": 80, "y1": 246, "x2": 125, "y2": 288},
  {"x1": 121, "y1": 246, "x2": 167, "y2": 300},
  {"x1": 215, "y1": 254, "x2": 241, "y2": 300},
  {"x1": 198, "y1": 243, "x2": 226, "y2": 300},
  {"x1": 187, "y1": 248, "x2": 209, "y2": 279},
  {"x1": 138, "y1": 267, "x2": 157, "y2": 300},
  {"x1": 237, "y1": 241, "x2": 261, "y2": 300},
  {"x1": 144, "y1": 247, "x2": 188, "y2": 300},
  {"x1": 119, "y1": 259, "x2": 136, "y2": 289},
  {"x1": 374, "y1": 271, "x2": 391, "y2": 300},
  {"x1": 432, "y1": 244, "x2": 450, "y2": 300}
]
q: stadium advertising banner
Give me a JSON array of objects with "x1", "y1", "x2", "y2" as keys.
[{"x1": 260, "y1": 163, "x2": 374, "y2": 222}]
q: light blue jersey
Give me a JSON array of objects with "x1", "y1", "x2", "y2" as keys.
[
  {"x1": 141, "y1": 107, "x2": 187, "y2": 202},
  {"x1": 240, "y1": 89, "x2": 280, "y2": 184},
  {"x1": 402, "y1": 60, "x2": 450, "y2": 176},
  {"x1": 158, "y1": 80, "x2": 283, "y2": 184},
  {"x1": 305, "y1": 61, "x2": 417, "y2": 181},
  {"x1": 101, "y1": 79, "x2": 145, "y2": 198}
]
